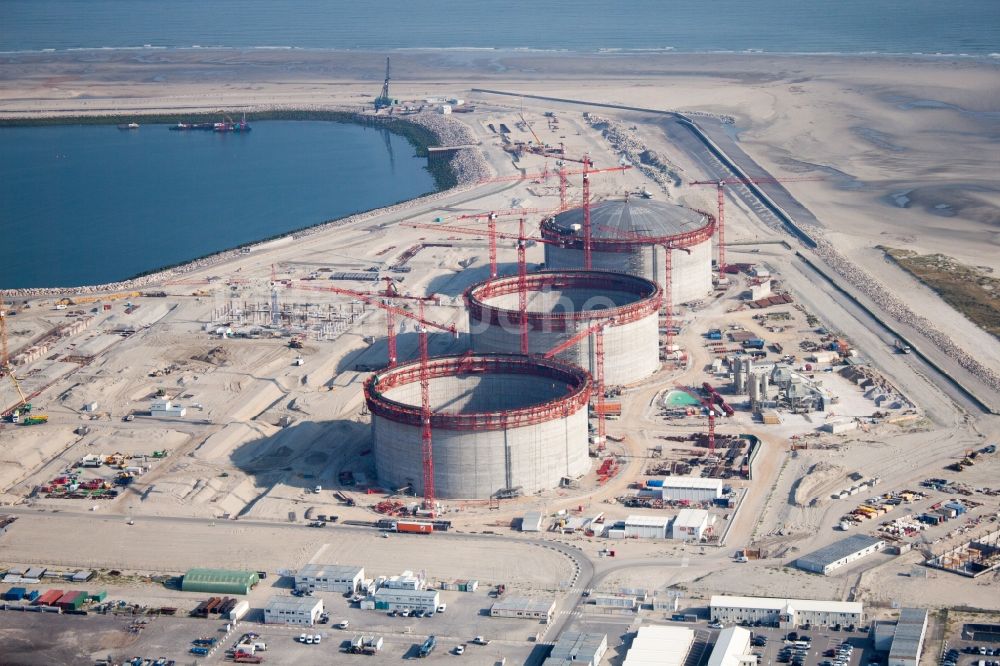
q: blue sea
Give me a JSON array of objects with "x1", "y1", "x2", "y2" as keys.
[
  {"x1": 3, "y1": 0, "x2": 998, "y2": 56},
  {"x1": 0, "y1": 122, "x2": 436, "y2": 289}
]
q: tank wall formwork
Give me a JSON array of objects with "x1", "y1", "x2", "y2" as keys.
[
  {"x1": 465, "y1": 271, "x2": 662, "y2": 385},
  {"x1": 542, "y1": 240, "x2": 712, "y2": 305},
  {"x1": 364, "y1": 355, "x2": 591, "y2": 499}
]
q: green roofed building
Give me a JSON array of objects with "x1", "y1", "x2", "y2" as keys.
[{"x1": 181, "y1": 568, "x2": 259, "y2": 595}]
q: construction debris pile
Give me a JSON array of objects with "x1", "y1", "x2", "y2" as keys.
[
  {"x1": 584, "y1": 114, "x2": 682, "y2": 191},
  {"x1": 407, "y1": 112, "x2": 491, "y2": 184}
]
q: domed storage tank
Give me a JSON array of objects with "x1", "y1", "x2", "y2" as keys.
[
  {"x1": 465, "y1": 270, "x2": 662, "y2": 385},
  {"x1": 364, "y1": 354, "x2": 591, "y2": 499},
  {"x1": 540, "y1": 198, "x2": 715, "y2": 305}
]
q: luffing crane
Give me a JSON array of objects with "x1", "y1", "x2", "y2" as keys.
[
  {"x1": 543, "y1": 320, "x2": 612, "y2": 449},
  {"x1": 453, "y1": 208, "x2": 550, "y2": 279},
  {"x1": 475, "y1": 158, "x2": 632, "y2": 222},
  {"x1": 592, "y1": 223, "x2": 694, "y2": 347},
  {"x1": 689, "y1": 175, "x2": 823, "y2": 273},
  {"x1": 289, "y1": 281, "x2": 456, "y2": 368},
  {"x1": 676, "y1": 383, "x2": 731, "y2": 457}
]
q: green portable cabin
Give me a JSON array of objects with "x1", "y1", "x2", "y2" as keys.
[
  {"x1": 180, "y1": 568, "x2": 259, "y2": 595},
  {"x1": 89, "y1": 590, "x2": 107, "y2": 602}
]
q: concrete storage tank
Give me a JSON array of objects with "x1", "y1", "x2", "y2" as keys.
[
  {"x1": 540, "y1": 198, "x2": 715, "y2": 305},
  {"x1": 364, "y1": 354, "x2": 591, "y2": 499},
  {"x1": 465, "y1": 270, "x2": 662, "y2": 385}
]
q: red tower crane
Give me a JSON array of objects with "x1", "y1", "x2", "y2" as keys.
[
  {"x1": 289, "y1": 282, "x2": 456, "y2": 368},
  {"x1": 689, "y1": 176, "x2": 823, "y2": 273},
  {"x1": 406, "y1": 219, "x2": 567, "y2": 355},
  {"x1": 543, "y1": 321, "x2": 612, "y2": 449},
  {"x1": 416, "y1": 299, "x2": 435, "y2": 515},
  {"x1": 454, "y1": 208, "x2": 549, "y2": 279},
  {"x1": 676, "y1": 383, "x2": 731, "y2": 457},
  {"x1": 476, "y1": 160, "x2": 631, "y2": 224},
  {"x1": 593, "y1": 223, "x2": 694, "y2": 347}
]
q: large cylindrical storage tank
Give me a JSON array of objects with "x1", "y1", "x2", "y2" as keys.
[
  {"x1": 364, "y1": 354, "x2": 591, "y2": 499},
  {"x1": 540, "y1": 198, "x2": 715, "y2": 305},
  {"x1": 465, "y1": 270, "x2": 662, "y2": 385}
]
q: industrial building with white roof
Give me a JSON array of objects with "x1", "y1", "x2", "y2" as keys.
[
  {"x1": 707, "y1": 627, "x2": 754, "y2": 666},
  {"x1": 888, "y1": 608, "x2": 929, "y2": 666},
  {"x1": 623, "y1": 625, "x2": 694, "y2": 666},
  {"x1": 795, "y1": 534, "x2": 885, "y2": 575},
  {"x1": 671, "y1": 508, "x2": 715, "y2": 541},
  {"x1": 263, "y1": 595, "x2": 325, "y2": 625},
  {"x1": 544, "y1": 632, "x2": 609, "y2": 666},
  {"x1": 710, "y1": 595, "x2": 864, "y2": 628},
  {"x1": 294, "y1": 563, "x2": 364, "y2": 593},
  {"x1": 659, "y1": 477, "x2": 725, "y2": 502}
]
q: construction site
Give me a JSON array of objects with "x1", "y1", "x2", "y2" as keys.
[{"x1": 1, "y1": 58, "x2": 999, "y2": 665}]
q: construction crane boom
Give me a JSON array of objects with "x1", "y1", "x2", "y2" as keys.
[
  {"x1": 689, "y1": 175, "x2": 822, "y2": 273},
  {"x1": 542, "y1": 321, "x2": 611, "y2": 449},
  {"x1": 374, "y1": 57, "x2": 393, "y2": 110},
  {"x1": 289, "y1": 282, "x2": 455, "y2": 367},
  {"x1": 417, "y1": 300, "x2": 435, "y2": 515}
]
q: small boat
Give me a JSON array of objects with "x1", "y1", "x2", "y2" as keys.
[
  {"x1": 169, "y1": 122, "x2": 216, "y2": 131},
  {"x1": 117, "y1": 122, "x2": 140, "y2": 130},
  {"x1": 213, "y1": 113, "x2": 252, "y2": 133}
]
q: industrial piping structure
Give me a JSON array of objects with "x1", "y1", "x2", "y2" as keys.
[{"x1": 365, "y1": 353, "x2": 592, "y2": 499}]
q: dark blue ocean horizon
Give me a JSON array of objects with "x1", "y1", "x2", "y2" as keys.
[{"x1": 3, "y1": 0, "x2": 998, "y2": 56}]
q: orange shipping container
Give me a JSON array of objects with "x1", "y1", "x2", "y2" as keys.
[{"x1": 396, "y1": 521, "x2": 433, "y2": 534}]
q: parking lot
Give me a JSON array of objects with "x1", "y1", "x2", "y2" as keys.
[{"x1": 746, "y1": 624, "x2": 875, "y2": 666}]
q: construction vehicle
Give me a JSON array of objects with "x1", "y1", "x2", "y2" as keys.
[
  {"x1": 19, "y1": 414, "x2": 48, "y2": 426},
  {"x1": 373, "y1": 57, "x2": 396, "y2": 110},
  {"x1": 893, "y1": 339, "x2": 912, "y2": 354}
]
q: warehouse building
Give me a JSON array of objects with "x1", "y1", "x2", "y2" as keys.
[
  {"x1": 624, "y1": 515, "x2": 671, "y2": 539},
  {"x1": 671, "y1": 509, "x2": 715, "y2": 541},
  {"x1": 795, "y1": 534, "x2": 885, "y2": 575},
  {"x1": 294, "y1": 564, "x2": 364, "y2": 594},
  {"x1": 263, "y1": 595, "x2": 324, "y2": 625},
  {"x1": 707, "y1": 627, "x2": 754, "y2": 666},
  {"x1": 710, "y1": 595, "x2": 864, "y2": 628},
  {"x1": 372, "y1": 587, "x2": 439, "y2": 613},
  {"x1": 180, "y1": 568, "x2": 259, "y2": 595},
  {"x1": 659, "y1": 477, "x2": 724, "y2": 502},
  {"x1": 490, "y1": 597, "x2": 556, "y2": 623},
  {"x1": 624, "y1": 625, "x2": 694, "y2": 666},
  {"x1": 887, "y1": 608, "x2": 929, "y2": 666},
  {"x1": 545, "y1": 632, "x2": 609, "y2": 666}
]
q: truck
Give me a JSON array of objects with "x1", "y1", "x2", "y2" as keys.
[
  {"x1": 418, "y1": 635, "x2": 437, "y2": 658},
  {"x1": 20, "y1": 414, "x2": 48, "y2": 425},
  {"x1": 893, "y1": 339, "x2": 911, "y2": 354},
  {"x1": 396, "y1": 520, "x2": 433, "y2": 534}
]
